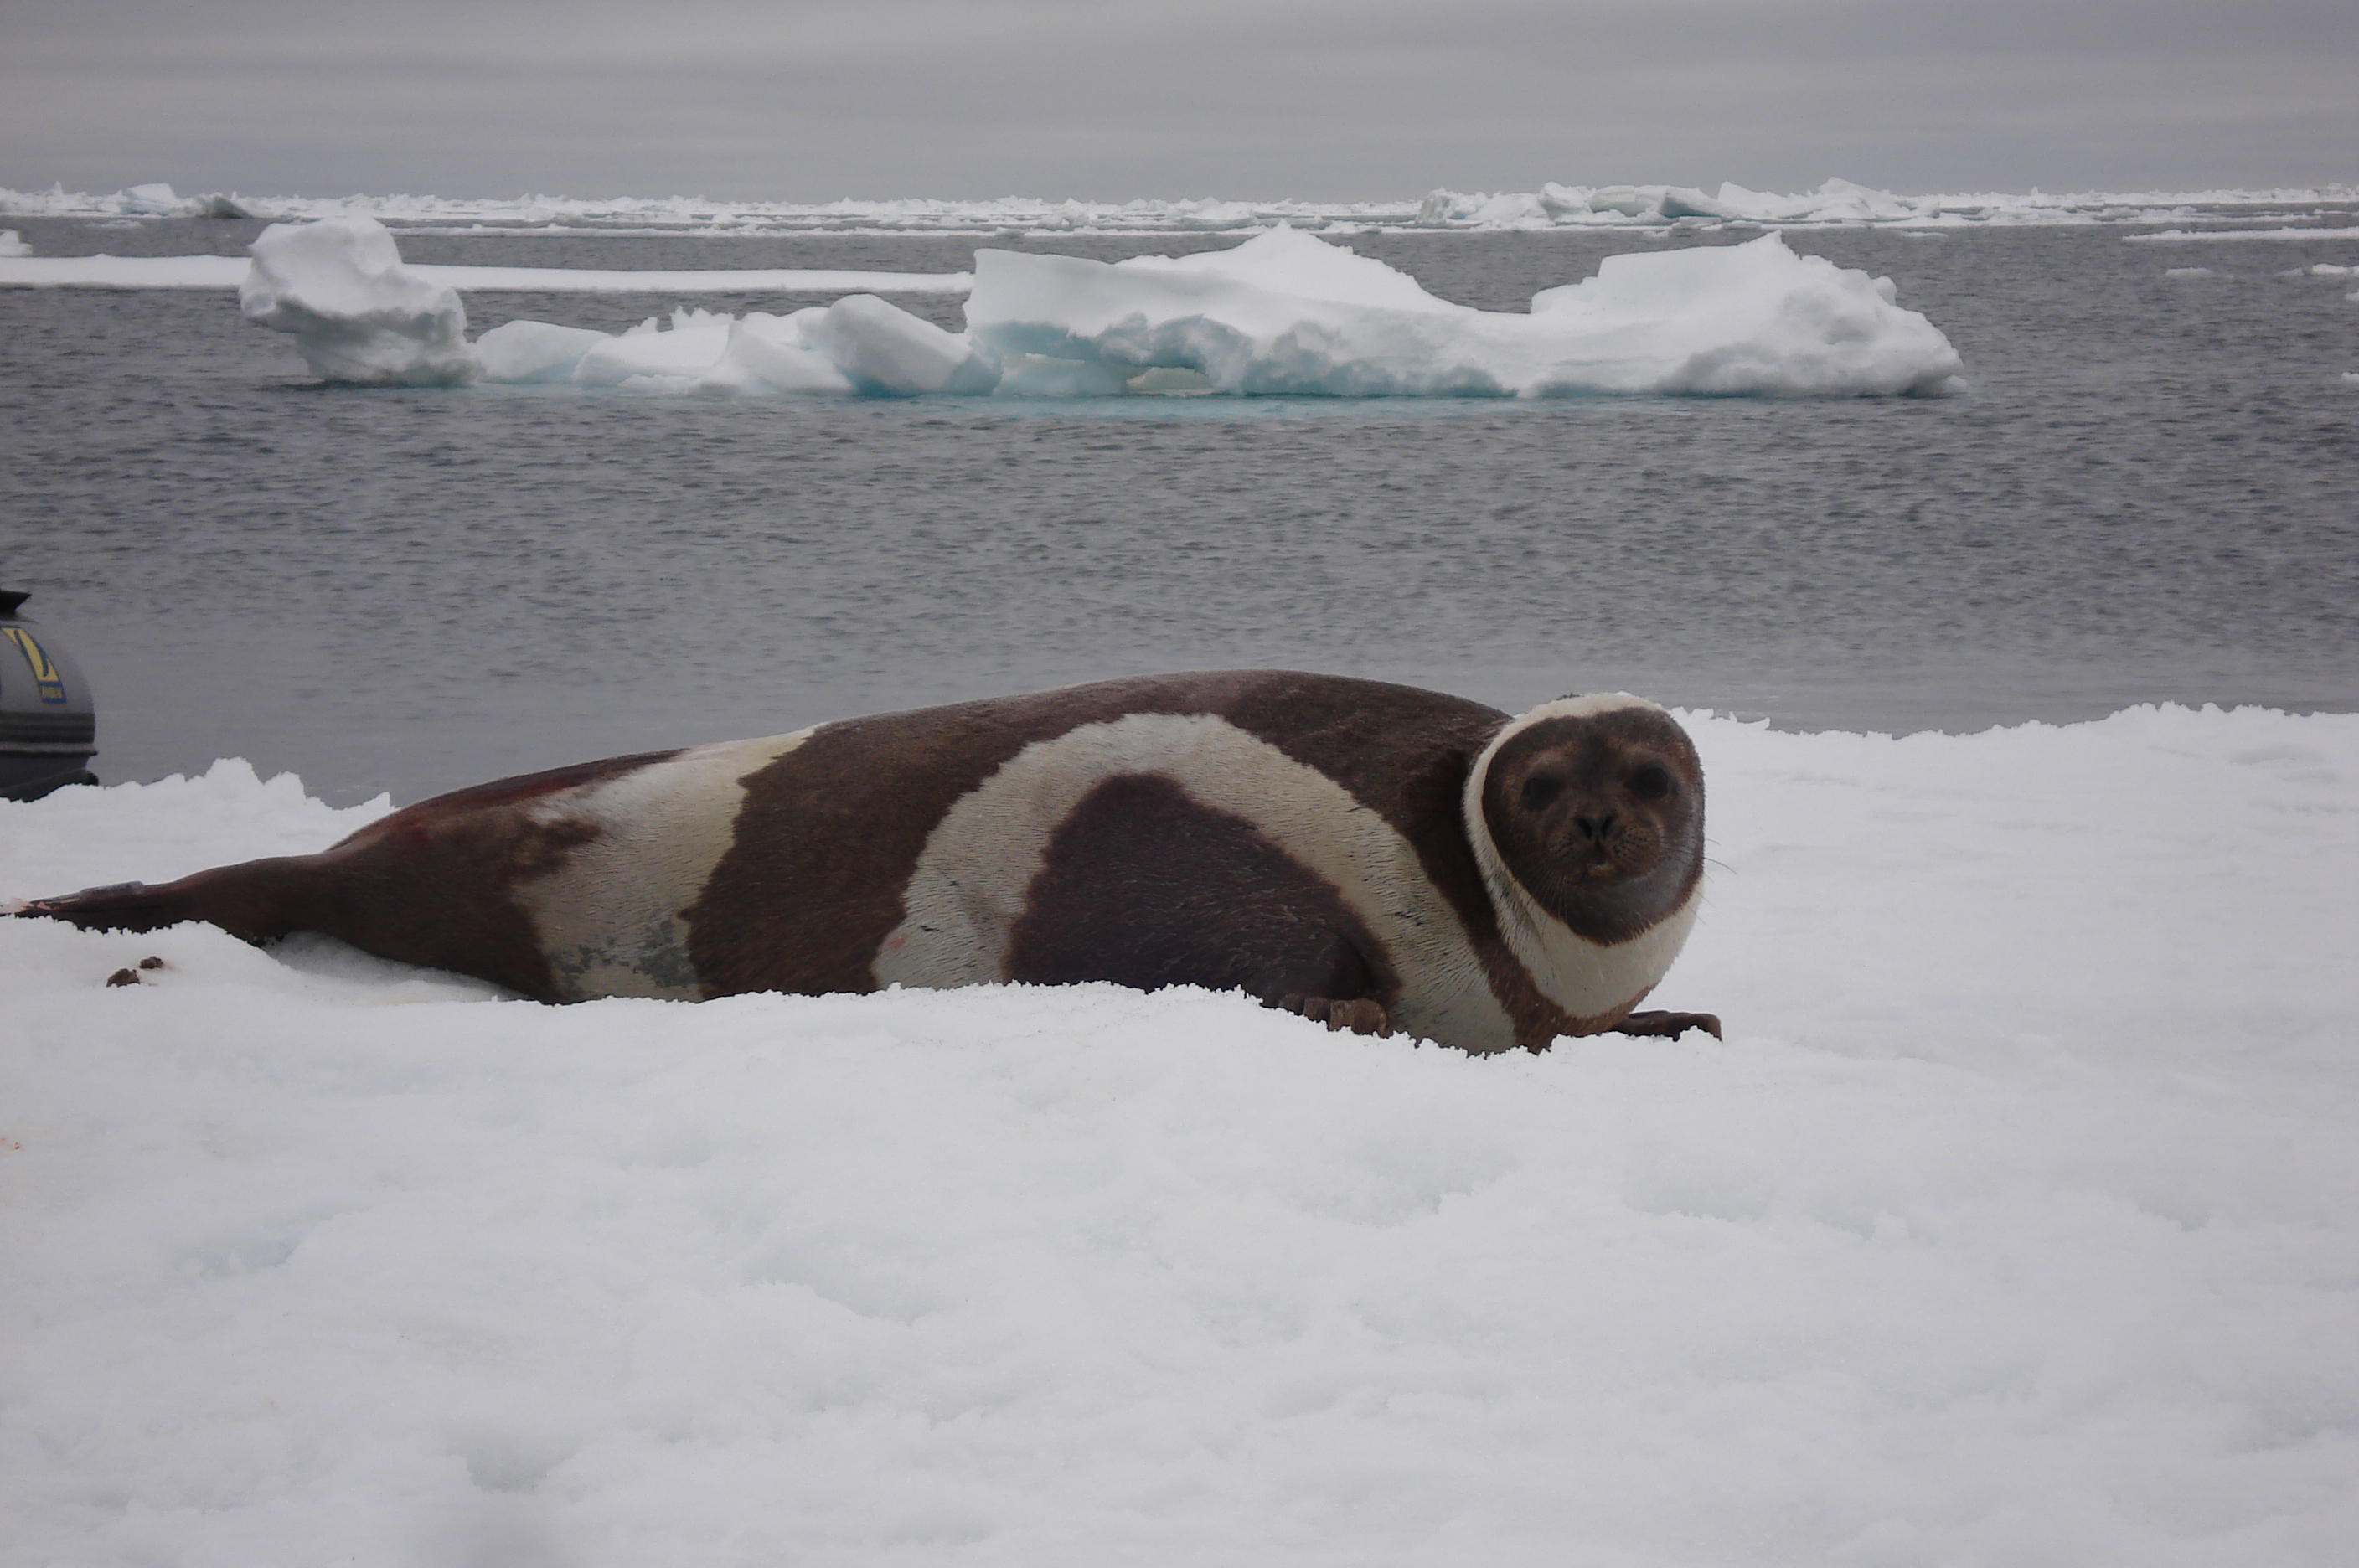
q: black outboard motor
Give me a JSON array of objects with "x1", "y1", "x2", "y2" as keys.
[{"x1": 0, "y1": 590, "x2": 97, "y2": 800}]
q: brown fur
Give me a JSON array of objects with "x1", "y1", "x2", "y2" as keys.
[
  {"x1": 23, "y1": 750, "x2": 674, "y2": 1000},
  {"x1": 679, "y1": 672, "x2": 1494, "y2": 1002},
  {"x1": 1005, "y1": 771, "x2": 1396, "y2": 1006},
  {"x1": 18, "y1": 674, "x2": 1716, "y2": 1044}
]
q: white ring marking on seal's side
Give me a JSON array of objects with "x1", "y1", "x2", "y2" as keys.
[
  {"x1": 1461, "y1": 694, "x2": 1702, "y2": 1022},
  {"x1": 516, "y1": 728, "x2": 815, "y2": 1002},
  {"x1": 875, "y1": 712, "x2": 1516, "y2": 1050}
]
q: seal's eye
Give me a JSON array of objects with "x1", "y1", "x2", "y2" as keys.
[
  {"x1": 1627, "y1": 764, "x2": 1674, "y2": 801},
  {"x1": 1520, "y1": 775, "x2": 1563, "y2": 812}
]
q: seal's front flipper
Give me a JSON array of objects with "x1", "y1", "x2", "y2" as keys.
[
  {"x1": 1615, "y1": 1009, "x2": 1722, "y2": 1040},
  {"x1": 1273, "y1": 993, "x2": 1392, "y2": 1037}
]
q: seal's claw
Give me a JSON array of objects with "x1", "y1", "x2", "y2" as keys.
[
  {"x1": 1272, "y1": 993, "x2": 1393, "y2": 1037},
  {"x1": 1615, "y1": 1009, "x2": 1722, "y2": 1041}
]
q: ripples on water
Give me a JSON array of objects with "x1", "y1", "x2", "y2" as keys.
[{"x1": 3, "y1": 218, "x2": 2354, "y2": 802}]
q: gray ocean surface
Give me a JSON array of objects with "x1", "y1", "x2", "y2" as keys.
[{"x1": 3, "y1": 216, "x2": 2355, "y2": 804}]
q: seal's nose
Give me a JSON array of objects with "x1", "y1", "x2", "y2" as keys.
[{"x1": 1572, "y1": 809, "x2": 1618, "y2": 843}]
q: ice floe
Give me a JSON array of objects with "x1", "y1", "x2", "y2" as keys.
[
  {"x1": 0, "y1": 254, "x2": 968, "y2": 293},
  {"x1": 238, "y1": 215, "x2": 476, "y2": 386},
  {"x1": 3, "y1": 178, "x2": 2353, "y2": 235},
  {"x1": 1417, "y1": 178, "x2": 1943, "y2": 228},
  {"x1": 0, "y1": 255, "x2": 249, "y2": 288},
  {"x1": 2127, "y1": 226, "x2": 2359, "y2": 243},
  {"x1": 964, "y1": 226, "x2": 1963, "y2": 396},
  {"x1": 4, "y1": 704, "x2": 2355, "y2": 1565},
  {"x1": 235, "y1": 216, "x2": 1965, "y2": 399}
]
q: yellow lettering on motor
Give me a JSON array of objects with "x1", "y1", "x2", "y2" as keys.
[{"x1": 3, "y1": 627, "x2": 69, "y2": 704}]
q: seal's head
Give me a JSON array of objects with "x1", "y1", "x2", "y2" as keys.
[{"x1": 1467, "y1": 694, "x2": 1705, "y2": 948}]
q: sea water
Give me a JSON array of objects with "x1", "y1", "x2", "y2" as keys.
[{"x1": 3, "y1": 216, "x2": 2354, "y2": 802}]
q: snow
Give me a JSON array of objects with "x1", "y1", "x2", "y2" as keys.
[
  {"x1": 0, "y1": 229, "x2": 28, "y2": 258},
  {"x1": 2165, "y1": 266, "x2": 2218, "y2": 277},
  {"x1": 1121, "y1": 228, "x2": 1459, "y2": 312},
  {"x1": 4, "y1": 178, "x2": 2353, "y2": 235},
  {"x1": 3, "y1": 704, "x2": 2356, "y2": 1565},
  {"x1": 239, "y1": 216, "x2": 476, "y2": 387},
  {"x1": 965, "y1": 226, "x2": 1965, "y2": 397}
]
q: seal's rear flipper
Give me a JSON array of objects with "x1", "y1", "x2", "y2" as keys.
[
  {"x1": 11, "y1": 862, "x2": 307, "y2": 946},
  {"x1": 14, "y1": 881, "x2": 192, "y2": 934},
  {"x1": 1615, "y1": 1009, "x2": 1722, "y2": 1040}
]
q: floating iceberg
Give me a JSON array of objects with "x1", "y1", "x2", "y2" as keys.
[
  {"x1": 116, "y1": 182, "x2": 188, "y2": 216},
  {"x1": 239, "y1": 216, "x2": 476, "y2": 386},
  {"x1": 964, "y1": 225, "x2": 1964, "y2": 396},
  {"x1": 472, "y1": 297, "x2": 994, "y2": 395},
  {"x1": 801, "y1": 293, "x2": 999, "y2": 394},
  {"x1": 243, "y1": 215, "x2": 1962, "y2": 400}
]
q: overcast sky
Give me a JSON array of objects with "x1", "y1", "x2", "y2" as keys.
[{"x1": 3, "y1": 0, "x2": 2351, "y2": 200}]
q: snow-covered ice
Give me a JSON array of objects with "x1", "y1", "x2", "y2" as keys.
[
  {"x1": 965, "y1": 226, "x2": 1964, "y2": 396},
  {"x1": 0, "y1": 229, "x2": 28, "y2": 258},
  {"x1": 227, "y1": 216, "x2": 1964, "y2": 399},
  {"x1": 484, "y1": 297, "x2": 995, "y2": 396},
  {"x1": 0, "y1": 255, "x2": 252, "y2": 288},
  {"x1": 3, "y1": 704, "x2": 2355, "y2": 1565},
  {"x1": 6, "y1": 178, "x2": 2352, "y2": 235},
  {"x1": 801, "y1": 293, "x2": 999, "y2": 395},
  {"x1": 469, "y1": 319, "x2": 619, "y2": 384},
  {"x1": 2126, "y1": 228, "x2": 2359, "y2": 244},
  {"x1": 1418, "y1": 178, "x2": 1943, "y2": 229},
  {"x1": 0, "y1": 254, "x2": 972, "y2": 292},
  {"x1": 117, "y1": 181, "x2": 194, "y2": 216},
  {"x1": 239, "y1": 216, "x2": 476, "y2": 386}
]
